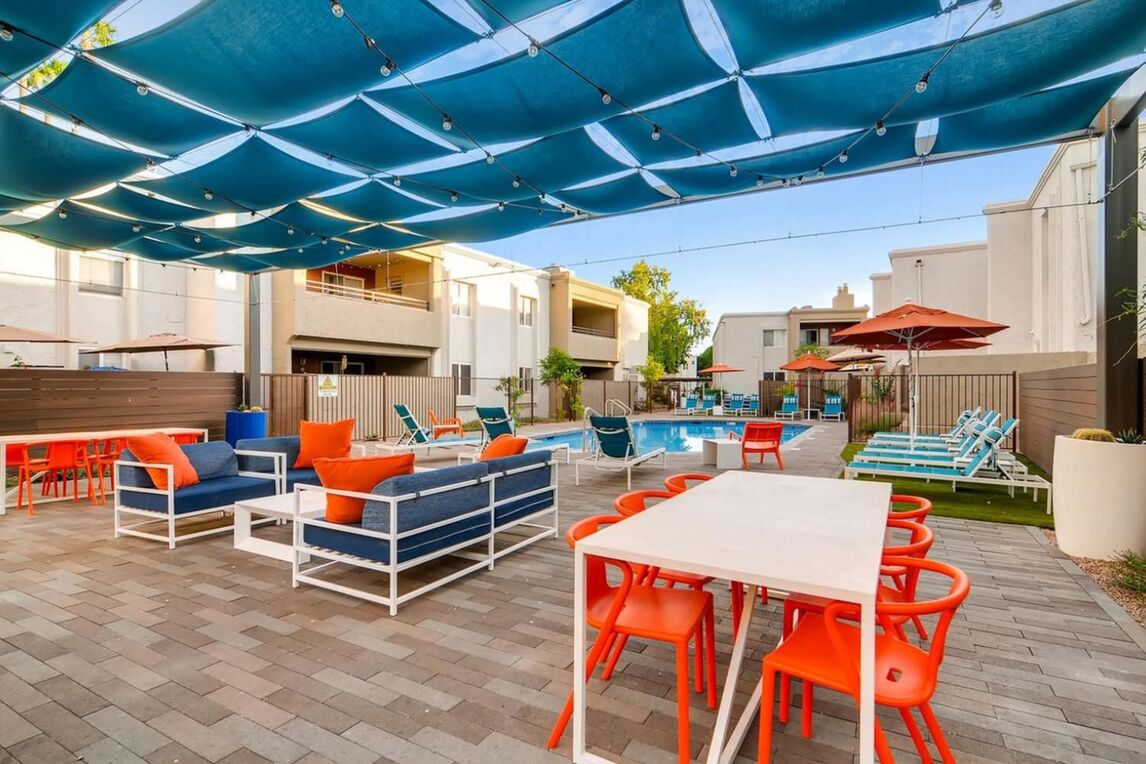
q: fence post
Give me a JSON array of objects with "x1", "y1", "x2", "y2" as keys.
[
  {"x1": 847, "y1": 374, "x2": 860, "y2": 442},
  {"x1": 1011, "y1": 370, "x2": 1019, "y2": 453},
  {"x1": 382, "y1": 373, "x2": 389, "y2": 440}
]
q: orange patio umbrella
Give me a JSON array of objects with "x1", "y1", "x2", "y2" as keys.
[
  {"x1": 698, "y1": 363, "x2": 744, "y2": 407},
  {"x1": 831, "y1": 302, "x2": 1007, "y2": 440},
  {"x1": 780, "y1": 354, "x2": 841, "y2": 414}
]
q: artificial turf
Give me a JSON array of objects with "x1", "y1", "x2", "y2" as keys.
[{"x1": 839, "y1": 443, "x2": 1054, "y2": 529}]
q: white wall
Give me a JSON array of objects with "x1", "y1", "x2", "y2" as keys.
[
  {"x1": 713, "y1": 312, "x2": 788, "y2": 392},
  {"x1": 618, "y1": 295, "x2": 648, "y2": 380}
]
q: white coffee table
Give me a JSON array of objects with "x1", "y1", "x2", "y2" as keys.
[
  {"x1": 701, "y1": 437, "x2": 742, "y2": 470},
  {"x1": 234, "y1": 490, "x2": 325, "y2": 562}
]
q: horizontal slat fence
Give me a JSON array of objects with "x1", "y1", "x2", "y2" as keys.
[
  {"x1": 0, "y1": 370, "x2": 241, "y2": 440},
  {"x1": 1018, "y1": 364, "x2": 1096, "y2": 474}
]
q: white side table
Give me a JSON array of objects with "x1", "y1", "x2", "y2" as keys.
[
  {"x1": 701, "y1": 438, "x2": 742, "y2": 470},
  {"x1": 234, "y1": 490, "x2": 325, "y2": 562}
]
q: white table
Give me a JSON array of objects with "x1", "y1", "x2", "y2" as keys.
[
  {"x1": 234, "y1": 490, "x2": 325, "y2": 562},
  {"x1": 700, "y1": 437, "x2": 742, "y2": 470},
  {"x1": 1, "y1": 427, "x2": 208, "y2": 515},
  {"x1": 571, "y1": 471, "x2": 889, "y2": 764}
]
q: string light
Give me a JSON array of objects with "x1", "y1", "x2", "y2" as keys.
[
  {"x1": 0, "y1": 26, "x2": 13, "y2": 43},
  {"x1": 527, "y1": 40, "x2": 539, "y2": 57},
  {"x1": 651, "y1": 125, "x2": 661, "y2": 141},
  {"x1": 297, "y1": 247, "x2": 304, "y2": 253},
  {"x1": 330, "y1": 2, "x2": 344, "y2": 18},
  {"x1": 915, "y1": 72, "x2": 930, "y2": 94},
  {"x1": 380, "y1": 59, "x2": 394, "y2": 76},
  {"x1": 816, "y1": 166, "x2": 825, "y2": 177},
  {"x1": 320, "y1": 237, "x2": 328, "y2": 245},
  {"x1": 875, "y1": 120, "x2": 886, "y2": 136},
  {"x1": 58, "y1": 209, "x2": 68, "y2": 219},
  {"x1": 599, "y1": 89, "x2": 611, "y2": 105},
  {"x1": 794, "y1": 176, "x2": 803, "y2": 186},
  {"x1": 286, "y1": 226, "x2": 294, "y2": 235},
  {"x1": 392, "y1": 176, "x2": 401, "y2": 186},
  {"x1": 136, "y1": 82, "x2": 149, "y2": 96},
  {"x1": 755, "y1": 176, "x2": 764, "y2": 187},
  {"x1": 839, "y1": 149, "x2": 849, "y2": 164},
  {"x1": 193, "y1": 235, "x2": 202, "y2": 244},
  {"x1": 131, "y1": 224, "x2": 142, "y2": 232},
  {"x1": 989, "y1": 0, "x2": 1003, "y2": 18},
  {"x1": 442, "y1": 115, "x2": 452, "y2": 131},
  {"x1": 203, "y1": 190, "x2": 214, "y2": 200},
  {"x1": 729, "y1": 165, "x2": 737, "y2": 178},
  {"x1": 449, "y1": 191, "x2": 459, "y2": 203},
  {"x1": 497, "y1": 202, "x2": 506, "y2": 211},
  {"x1": 146, "y1": 159, "x2": 156, "y2": 170},
  {"x1": 512, "y1": 177, "x2": 521, "y2": 188},
  {"x1": 485, "y1": 153, "x2": 495, "y2": 165},
  {"x1": 781, "y1": 178, "x2": 790, "y2": 188}
]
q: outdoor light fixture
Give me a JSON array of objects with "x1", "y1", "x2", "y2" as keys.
[
  {"x1": 330, "y1": 2, "x2": 344, "y2": 18},
  {"x1": 816, "y1": 166, "x2": 825, "y2": 177},
  {"x1": 485, "y1": 153, "x2": 495, "y2": 164},
  {"x1": 795, "y1": 175, "x2": 803, "y2": 186},
  {"x1": 320, "y1": 237, "x2": 328, "y2": 244},
  {"x1": 527, "y1": 40, "x2": 539, "y2": 57},
  {"x1": 146, "y1": 159, "x2": 156, "y2": 170},
  {"x1": 58, "y1": 210, "x2": 67, "y2": 219},
  {"x1": 915, "y1": 72, "x2": 930, "y2": 93},
  {"x1": 599, "y1": 89, "x2": 611, "y2": 105},
  {"x1": 132, "y1": 224, "x2": 142, "y2": 232},
  {"x1": 990, "y1": 0, "x2": 1003, "y2": 18},
  {"x1": 729, "y1": 165, "x2": 738, "y2": 177},
  {"x1": 392, "y1": 176, "x2": 401, "y2": 186},
  {"x1": 512, "y1": 177, "x2": 521, "y2": 188},
  {"x1": 498, "y1": 202, "x2": 506, "y2": 211},
  {"x1": 781, "y1": 178, "x2": 790, "y2": 188},
  {"x1": 651, "y1": 125, "x2": 661, "y2": 141},
  {"x1": 875, "y1": 120, "x2": 886, "y2": 136},
  {"x1": 136, "y1": 82, "x2": 149, "y2": 96},
  {"x1": 380, "y1": 59, "x2": 394, "y2": 76},
  {"x1": 287, "y1": 226, "x2": 294, "y2": 235},
  {"x1": 839, "y1": 149, "x2": 849, "y2": 163},
  {"x1": 0, "y1": 26, "x2": 13, "y2": 42},
  {"x1": 193, "y1": 235, "x2": 202, "y2": 243},
  {"x1": 203, "y1": 190, "x2": 214, "y2": 200},
  {"x1": 450, "y1": 191, "x2": 459, "y2": 203},
  {"x1": 442, "y1": 115, "x2": 452, "y2": 131},
  {"x1": 755, "y1": 176, "x2": 764, "y2": 187}
]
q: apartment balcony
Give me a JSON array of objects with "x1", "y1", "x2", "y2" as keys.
[
  {"x1": 305, "y1": 279, "x2": 429, "y2": 311},
  {"x1": 570, "y1": 324, "x2": 618, "y2": 363}
]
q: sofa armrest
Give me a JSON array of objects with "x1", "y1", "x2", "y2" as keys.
[
  {"x1": 234, "y1": 449, "x2": 285, "y2": 486},
  {"x1": 114, "y1": 459, "x2": 173, "y2": 496}
]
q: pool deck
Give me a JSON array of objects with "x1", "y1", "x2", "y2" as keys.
[{"x1": 2, "y1": 420, "x2": 1145, "y2": 764}]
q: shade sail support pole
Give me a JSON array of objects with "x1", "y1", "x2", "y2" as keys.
[{"x1": 244, "y1": 274, "x2": 263, "y2": 408}]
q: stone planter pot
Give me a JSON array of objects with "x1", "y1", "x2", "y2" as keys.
[{"x1": 1051, "y1": 435, "x2": 1146, "y2": 560}]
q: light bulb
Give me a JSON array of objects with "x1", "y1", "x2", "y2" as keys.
[
  {"x1": 875, "y1": 120, "x2": 886, "y2": 136},
  {"x1": 538, "y1": 192, "x2": 546, "y2": 201},
  {"x1": 485, "y1": 153, "x2": 495, "y2": 165},
  {"x1": 450, "y1": 191, "x2": 459, "y2": 203},
  {"x1": 915, "y1": 73, "x2": 929, "y2": 94},
  {"x1": 729, "y1": 165, "x2": 737, "y2": 178},
  {"x1": 599, "y1": 89, "x2": 611, "y2": 105},
  {"x1": 989, "y1": 0, "x2": 1002, "y2": 17},
  {"x1": 203, "y1": 190, "x2": 214, "y2": 200},
  {"x1": 538, "y1": 207, "x2": 544, "y2": 216},
  {"x1": 297, "y1": 247, "x2": 304, "y2": 253},
  {"x1": 58, "y1": 210, "x2": 68, "y2": 219},
  {"x1": 512, "y1": 177, "x2": 521, "y2": 189},
  {"x1": 0, "y1": 26, "x2": 13, "y2": 42},
  {"x1": 287, "y1": 226, "x2": 294, "y2": 235},
  {"x1": 321, "y1": 237, "x2": 328, "y2": 245},
  {"x1": 816, "y1": 166, "x2": 825, "y2": 177},
  {"x1": 527, "y1": 40, "x2": 539, "y2": 57},
  {"x1": 392, "y1": 176, "x2": 401, "y2": 186},
  {"x1": 442, "y1": 115, "x2": 452, "y2": 131},
  {"x1": 146, "y1": 159, "x2": 156, "y2": 170},
  {"x1": 330, "y1": 2, "x2": 344, "y2": 18},
  {"x1": 498, "y1": 202, "x2": 506, "y2": 212},
  {"x1": 136, "y1": 82, "x2": 149, "y2": 96},
  {"x1": 132, "y1": 224, "x2": 142, "y2": 232},
  {"x1": 193, "y1": 235, "x2": 202, "y2": 244},
  {"x1": 380, "y1": 59, "x2": 393, "y2": 76},
  {"x1": 651, "y1": 125, "x2": 661, "y2": 141},
  {"x1": 781, "y1": 178, "x2": 790, "y2": 188},
  {"x1": 839, "y1": 150, "x2": 849, "y2": 164},
  {"x1": 794, "y1": 176, "x2": 803, "y2": 186},
  {"x1": 755, "y1": 176, "x2": 764, "y2": 187}
]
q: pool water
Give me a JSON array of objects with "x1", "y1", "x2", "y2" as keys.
[{"x1": 528, "y1": 419, "x2": 808, "y2": 454}]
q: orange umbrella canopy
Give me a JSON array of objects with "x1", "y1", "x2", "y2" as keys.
[
  {"x1": 0, "y1": 324, "x2": 88, "y2": 343},
  {"x1": 698, "y1": 363, "x2": 745, "y2": 374},
  {"x1": 780, "y1": 354, "x2": 841, "y2": 372},
  {"x1": 831, "y1": 302, "x2": 1007, "y2": 347}
]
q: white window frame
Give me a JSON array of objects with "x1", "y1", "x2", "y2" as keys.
[
  {"x1": 519, "y1": 296, "x2": 535, "y2": 327},
  {"x1": 321, "y1": 271, "x2": 365, "y2": 294},
  {"x1": 451, "y1": 282, "x2": 473, "y2": 318},
  {"x1": 77, "y1": 254, "x2": 124, "y2": 296},
  {"x1": 518, "y1": 366, "x2": 532, "y2": 393},
  {"x1": 452, "y1": 363, "x2": 473, "y2": 396}
]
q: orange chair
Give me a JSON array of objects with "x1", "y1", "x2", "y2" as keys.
[
  {"x1": 41, "y1": 441, "x2": 103, "y2": 504},
  {"x1": 4, "y1": 444, "x2": 44, "y2": 514},
  {"x1": 663, "y1": 472, "x2": 712, "y2": 494},
  {"x1": 547, "y1": 515, "x2": 716, "y2": 764},
  {"x1": 88, "y1": 437, "x2": 126, "y2": 493},
  {"x1": 890, "y1": 494, "x2": 931, "y2": 523},
  {"x1": 478, "y1": 433, "x2": 528, "y2": 460},
  {"x1": 730, "y1": 422, "x2": 784, "y2": 470},
  {"x1": 759, "y1": 557, "x2": 970, "y2": 764},
  {"x1": 428, "y1": 409, "x2": 464, "y2": 439},
  {"x1": 169, "y1": 432, "x2": 201, "y2": 445}
]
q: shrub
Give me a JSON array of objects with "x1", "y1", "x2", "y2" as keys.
[
  {"x1": 1071, "y1": 428, "x2": 1116, "y2": 442},
  {"x1": 1115, "y1": 551, "x2": 1146, "y2": 593},
  {"x1": 540, "y1": 348, "x2": 584, "y2": 421},
  {"x1": 1116, "y1": 429, "x2": 1145, "y2": 444}
]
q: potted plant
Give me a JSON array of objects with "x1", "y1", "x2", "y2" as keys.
[
  {"x1": 225, "y1": 404, "x2": 268, "y2": 447},
  {"x1": 1052, "y1": 428, "x2": 1146, "y2": 559}
]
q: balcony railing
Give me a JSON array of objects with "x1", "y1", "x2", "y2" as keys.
[
  {"x1": 306, "y1": 279, "x2": 429, "y2": 311},
  {"x1": 572, "y1": 324, "x2": 615, "y2": 339}
]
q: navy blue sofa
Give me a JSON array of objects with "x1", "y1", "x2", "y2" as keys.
[
  {"x1": 115, "y1": 441, "x2": 282, "y2": 549},
  {"x1": 235, "y1": 436, "x2": 317, "y2": 492},
  {"x1": 293, "y1": 450, "x2": 558, "y2": 614}
]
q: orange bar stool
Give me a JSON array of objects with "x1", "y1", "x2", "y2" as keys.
[
  {"x1": 759, "y1": 557, "x2": 970, "y2": 764},
  {"x1": 547, "y1": 515, "x2": 716, "y2": 764},
  {"x1": 663, "y1": 472, "x2": 712, "y2": 494},
  {"x1": 890, "y1": 494, "x2": 932, "y2": 523}
]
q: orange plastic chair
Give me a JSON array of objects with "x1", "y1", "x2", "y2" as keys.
[
  {"x1": 759, "y1": 557, "x2": 971, "y2": 764},
  {"x1": 890, "y1": 494, "x2": 932, "y2": 523},
  {"x1": 547, "y1": 515, "x2": 716, "y2": 764},
  {"x1": 663, "y1": 472, "x2": 712, "y2": 494},
  {"x1": 730, "y1": 422, "x2": 784, "y2": 470},
  {"x1": 478, "y1": 433, "x2": 528, "y2": 460},
  {"x1": 169, "y1": 432, "x2": 201, "y2": 445},
  {"x1": 41, "y1": 441, "x2": 102, "y2": 504},
  {"x1": 429, "y1": 409, "x2": 465, "y2": 439},
  {"x1": 4, "y1": 444, "x2": 43, "y2": 514}
]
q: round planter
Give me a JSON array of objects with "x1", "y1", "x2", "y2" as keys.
[
  {"x1": 224, "y1": 410, "x2": 268, "y2": 447},
  {"x1": 1051, "y1": 435, "x2": 1146, "y2": 560}
]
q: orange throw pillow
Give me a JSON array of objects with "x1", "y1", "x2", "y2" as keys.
[
  {"x1": 294, "y1": 419, "x2": 354, "y2": 468},
  {"x1": 480, "y1": 434, "x2": 529, "y2": 461},
  {"x1": 313, "y1": 454, "x2": 415, "y2": 524},
  {"x1": 124, "y1": 434, "x2": 199, "y2": 491}
]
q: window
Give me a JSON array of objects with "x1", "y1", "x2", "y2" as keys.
[
  {"x1": 519, "y1": 296, "x2": 535, "y2": 327},
  {"x1": 386, "y1": 276, "x2": 403, "y2": 294},
  {"x1": 762, "y1": 329, "x2": 780, "y2": 347},
  {"x1": 321, "y1": 271, "x2": 364, "y2": 293},
  {"x1": 518, "y1": 366, "x2": 532, "y2": 393},
  {"x1": 800, "y1": 328, "x2": 821, "y2": 347},
  {"x1": 78, "y1": 255, "x2": 123, "y2": 296},
  {"x1": 451, "y1": 282, "x2": 472, "y2": 317},
  {"x1": 451, "y1": 363, "x2": 473, "y2": 396}
]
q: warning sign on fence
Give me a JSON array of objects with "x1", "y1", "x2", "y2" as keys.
[{"x1": 317, "y1": 375, "x2": 339, "y2": 398}]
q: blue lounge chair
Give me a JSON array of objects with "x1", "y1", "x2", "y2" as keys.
[
  {"x1": 858, "y1": 419, "x2": 1017, "y2": 467},
  {"x1": 725, "y1": 393, "x2": 744, "y2": 416},
  {"x1": 385, "y1": 404, "x2": 481, "y2": 454},
  {"x1": 575, "y1": 415, "x2": 666, "y2": 488},
  {"x1": 742, "y1": 394, "x2": 759, "y2": 417},
  {"x1": 774, "y1": 394, "x2": 800, "y2": 420},
  {"x1": 475, "y1": 406, "x2": 515, "y2": 444},
  {"x1": 867, "y1": 408, "x2": 988, "y2": 446},
  {"x1": 692, "y1": 394, "x2": 716, "y2": 416},
  {"x1": 821, "y1": 394, "x2": 845, "y2": 422},
  {"x1": 674, "y1": 395, "x2": 699, "y2": 416}
]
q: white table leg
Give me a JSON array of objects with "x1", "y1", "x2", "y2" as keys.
[
  {"x1": 707, "y1": 584, "x2": 760, "y2": 764},
  {"x1": 0, "y1": 445, "x2": 7, "y2": 515},
  {"x1": 234, "y1": 504, "x2": 252, "y2": 549},
  {"x1": 859, "y1": 597, "x2": 875, "y2": 764}
]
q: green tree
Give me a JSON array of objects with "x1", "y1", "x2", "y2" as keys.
[
  {"x1": 636, "y1": 358, "x2": 664, "y2": 413},
  {"x1": 539, "y1": 348, "x2": 583, "y2": 420},
  {"x1": 494, "y1": 375, "x2": 526, "y2": 422},
  {"x1": 21, "y1": 22, "x2": 116, "y2": 90},
  {"x1": 795, "y1": 343, "x2": 829, "y2": 359},
  {"x1": 612, "y1": 261, "x2": 710, "y2": 374},
  {"x1": 695, "y1": 345, "x2": 713, "y2": 373}
]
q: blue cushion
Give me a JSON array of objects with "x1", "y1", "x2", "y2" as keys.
[
  {"x1": 182, "y1": 442, "x2": 239, "y2": 480},
  {"x1": 486, "y1": 451, "x2": 555, "y2": 526},
  {"x1": 285, "y1": 468, "x2": 319, "y2": 490},
  {"x1": 302, "y1": 513, "x2": 490, "y2": 565},
  {"x1": 361, "y1": 462, "x2": 489, "y2": 534},
  {"x1": 236, "y1": 436, "x2": 300, "y2": 473},
  {"x1": 116, "y1": 448, "x2": 152, "y2": 489},
  {"x1": 119, "y1": 475, "x2": 277, "y2": 514}
]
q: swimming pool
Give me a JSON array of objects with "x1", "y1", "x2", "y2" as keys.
[{"x1": 528, "y1": 419, "x2": 809, "y2": 454}]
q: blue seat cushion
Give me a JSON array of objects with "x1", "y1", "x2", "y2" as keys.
[
  {"x1": 302, "y1": 513, "x2": 490, "y2": 565},
  {"x1": 235, "y1": 436, "x2": 300, "y2": 473},
  {"x1": 361, "y1": 462, "x2": 489, "y2": 534},
  {"x1": 285, "y1": 468, "x2": 319, "y2": 490},
  {"x1": 485, "y1": 451, "x2": 555, "y2": 526},
  {"x1": 119, "y1": 475, "x2": 277, "y2": 514}
]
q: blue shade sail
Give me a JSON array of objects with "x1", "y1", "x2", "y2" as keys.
[
  {"x1": 600, "y1": 81, "x2": 759, "y2": 165},
  {"x1": 200, "y1": 203, "x2": 357, "y2": 249},
  {"x1": 399, "y1": 205, "x2": 567, "y2": 242},
  {"x1": 932, "y1": 68, "x2": 1137, "y2": 156},
  {"x1": 2, "y1": 202, "x2": 156, "y2": 250},
  {"x1": 710, "y1": 0, "x2": 940, "y2": 70},
  {"x1": 0, "y1": 1, "x2": 120, "y2": 79},
  {"x1": 93, "y1": 0, "x2": 477, "y2": 126},
  {"x1": 251, "y1": 245, "x2": 369, "y2": 270},
  {"x1": 80, "y1": 184, "x2": 212, "y2": 224},
  {"x1": 371, "y1": 0, "x2": 725, "y2": 145},
  {"x1": 128, "y1": 137, "x2": 357, "y2": 213},
  {"x1": 745, "y1": 0, "x2": 1146, "y2": 137},
  {"x1": 116, "y1": 236, "x2": 203, "y2": 262},
  {"x1": 0, "y1": 194, "x2": 32, "y2": 212},
  {"x1": 0, "y1": 105, "x2": 148, "y2": 201},
  {"x1": 406, "y1": 129, "x2": 627, "y2": 203},
  {"x1": 269, "y1": 98, "x2": 456, "y2": 171},
  {"x1": 463, "y1": 0, "x2": 572, "y2": 29},
  {"x1": 311, "y1": 180, "x2": 440, "y2": 222},
  {"x1": 150, "y1": 226, "x2": 235, "y2": 253},
  {"x1": 192, "y1": 254, "x2": 268, "y2": 272},
  {"x1": 339, "y1": 224, "x2": 431, "y2": 251},
  {"x1": 18, "y1": 57, "x2": 238, "y2": 156},
  {"x1": 553, "y1": 171, "x2": 672, "y2": 214}
]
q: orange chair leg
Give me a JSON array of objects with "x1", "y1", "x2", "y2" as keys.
[
  {"x1": 758, "y1": 667, "x2": 777, "y2": 764},
  {"x1": 911, "y1": 614, "x2": 930, "y2": 641},
  {"x1": 900, "y1": 708, "x2": 933, "y2": 764},
  {"x1": 778, "y1": 671, "x2": 791, "y2": 724},
  {"x1": 703, "y1": 610, "x2": 716, "y2": 708},
  {"x1": 742, "y1": 454, "x2": 750, "y2": 470},
  {"x1": 693, "y1": 625, "x2": 704, "y2": 693},
  {"x1": 801, "y1": 680, "x2": 814, "y2": 737},
  {"x1": 774, "y1": 449, "x2": 784, "y2": 470},
  {"x1": 874, "y1": 718, "x2": 895, "y2": 763},
  {"x1": 602, "y1": 633, "x2": 629, "y2": 680},
  {"x1": 730, "y1": 582, "x2": 743, "y2": 635},
  {"x1": 921, "y1": 702, "x2": 954, "y2": 762},
  {"x1": 674, "y1": 642, "x2": 691, "y2": 764}
]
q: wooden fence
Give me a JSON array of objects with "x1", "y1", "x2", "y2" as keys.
[
  {"x1": 0, "y1": 370, "x2": 242, "y2": 440},
  {"x1": 1017, "y1": 364, "x2": 1096, "y2": 474}
]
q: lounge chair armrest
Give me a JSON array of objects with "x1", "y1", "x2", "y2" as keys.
[{"x1": 114, "y1": 459, "x2": 174, "y2": 495}]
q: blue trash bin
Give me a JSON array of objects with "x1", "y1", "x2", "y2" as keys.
[{"x1": 225, "y1": 410, "x2": 267, "y2": 447}]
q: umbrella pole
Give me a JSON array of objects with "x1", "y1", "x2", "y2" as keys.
[{"x1": 164, "y1": 348, "x2": 170, "y2": 372}]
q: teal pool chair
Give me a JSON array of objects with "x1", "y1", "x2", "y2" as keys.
[
  {"x1": 774, "y1": 394, "x2": 800, "y2": 420},
  {"x1": 867, "y1": 407, "x2": 989, "y2": 446},
  {"x1": 674, "y1": 395, "x2": 699, "y2": 416},
  {"x1": 383, "y1": 404, "x2": 481, "y2": 454},
  {"x1": 725, "y1": 393, "x2": 744, "y2": 415},
  {"x1": 857, "y1": 419, "x2": 1016, "y2": 467},
  {"x1": 742, "y1": 394, "x2": 759, "y2": 416},
  {"x1": 476, "y1": 406, "x2": 515, "y2": 445},
  {"x1": 693, "y1": 394, "x2": 716, "y2": 415},
  {"x1": 575, "y1": 415, "x2": 666, "y2": 488},
  {"x1": 821, "y1": 394, "x2": 844, "y2": 422}
]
